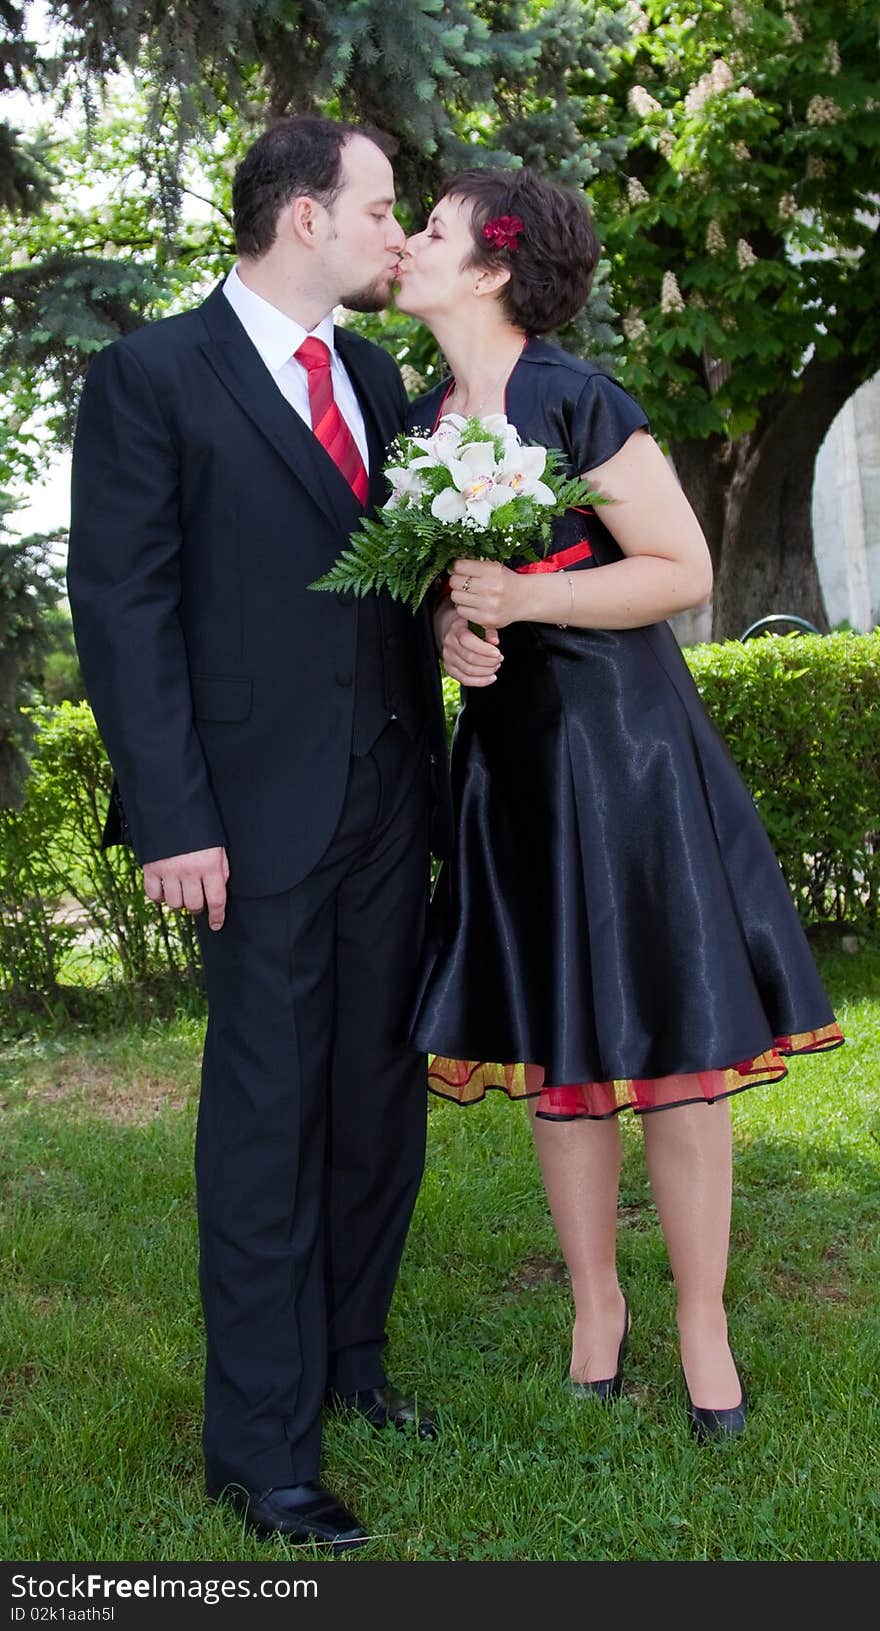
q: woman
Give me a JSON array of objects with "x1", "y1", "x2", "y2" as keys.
[{"x1": 395, "y1": 168, "x2": 842, "y2": 1440}]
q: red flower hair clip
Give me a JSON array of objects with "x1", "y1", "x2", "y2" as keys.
[{"x1": 482, "y1": 214, "x2": 524, "y2": 252}]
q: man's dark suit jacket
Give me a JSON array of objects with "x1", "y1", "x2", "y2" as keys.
[{"x1": 68, "y1": 283, "x2": 451, "y2": 897}]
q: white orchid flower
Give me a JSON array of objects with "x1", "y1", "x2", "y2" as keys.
[
  {"x1": 478, "y1": 413, "x2": 517, "y2": 440},
  {"x1": 410, "y1": 417, "x2": 468, "y2": 470},
  {"x1": 410, "y1": 413, "x2": 466, "y2": 452},
  {"x1": 497, "y1": 444, "x2": 556, "y2": 505},
  {"x1": 383, "y1": 465, "x2": 428, "y2": 510},
  {"x1": 430, "y1": 440, "x2": 512, "y2": 530},
  {"x1": 455, "y1": 441, "x2": 498, "y2": 478}
]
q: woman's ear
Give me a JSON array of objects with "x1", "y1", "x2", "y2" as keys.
[{"x1": 474, "y1": 264, "x2": 512, "y2": 299}]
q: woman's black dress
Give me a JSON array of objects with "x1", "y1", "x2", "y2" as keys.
[{"x1": 409, "y1": 339, "x2": 842, "y2": 1120}]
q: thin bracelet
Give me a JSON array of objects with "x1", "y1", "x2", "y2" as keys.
[{"x1": 557, "y1": 572, "x2": 575, "y2": 629}]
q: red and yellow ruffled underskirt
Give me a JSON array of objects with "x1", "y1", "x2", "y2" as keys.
[{"x1": 427, "y1": 1023, "x2": 844, "y2": 1120}]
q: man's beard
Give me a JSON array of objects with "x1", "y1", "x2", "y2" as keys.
[{"x1": 339, "y1": 273, "x2": 396, "y2": 313}]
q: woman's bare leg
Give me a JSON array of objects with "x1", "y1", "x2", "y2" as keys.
[
  {"x1": 642, "y1": 1094, "x2": 741, "y2": 1408},
  {"x1": 527, "y1": 1092, "x2": 627, "y2": 1382}
]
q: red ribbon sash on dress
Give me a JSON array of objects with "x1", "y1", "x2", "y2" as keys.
[
  {"x1": 437, "y1": 537, "x2": 592, "y2": 598},
  {"x1": 513, "y1": 539, "x2": 592, "y2": 574}
]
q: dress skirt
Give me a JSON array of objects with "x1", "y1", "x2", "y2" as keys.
[{"x1": 411, "y1": 615, "x2": 843, "y2": 1121}]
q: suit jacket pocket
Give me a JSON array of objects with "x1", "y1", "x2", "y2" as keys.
[{"x1": 191, "y1": 673, "x2": 253, "y2": 722}]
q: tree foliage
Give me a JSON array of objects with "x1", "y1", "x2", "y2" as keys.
[
  {"x1": 0, "y1": 0, "x2": 629, "y2": 488},
  {"x1": 588, "y1": 0, "x2": 879, "y2": 444},
  {"x1": 1, "y1": 0, "x2": 878, "y2": 654},
  {"x1": 0, "y1": 499, "x2": 61, "y2": 805}
]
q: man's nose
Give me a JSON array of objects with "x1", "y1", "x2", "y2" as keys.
[{"x1": 388, "y1": 217, "x2": 407, "y2": 250}]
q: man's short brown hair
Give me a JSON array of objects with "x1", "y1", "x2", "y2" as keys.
[{"x1": 233, "y1": 116, "x2": 397, "y2": 258}]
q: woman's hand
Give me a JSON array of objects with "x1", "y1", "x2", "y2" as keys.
[
  {"x1": 434, "y1": 597, "x2": 503, "y2": 687},
  {"x1": 449, "y1": 559, "x2": 526, "y2": 631}
]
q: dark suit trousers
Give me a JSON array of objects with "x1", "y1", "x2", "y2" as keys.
[{"x1": 194, "y1": 723, "x2": 430, "y2": 1493}]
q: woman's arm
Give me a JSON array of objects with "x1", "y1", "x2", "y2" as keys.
[{"x1": 449, "y1": 429, "x2": 713, "y2": 632}]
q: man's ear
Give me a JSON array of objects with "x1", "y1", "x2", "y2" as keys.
[{"x1": 286, "y1": 194, "x2": 322, "y2": 247}]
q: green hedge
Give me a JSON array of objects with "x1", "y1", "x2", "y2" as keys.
[
  {"x1": 1, "y1": 632, "x2": 877, "y2": 1009},
  {"x1": 0, "y1": 703, "x2": 199, "y2": 1011},
  {"x1": 442, "y1": 631, "x2": 879, "y2": 931},
  {"x1": 685, "y1": 632, "x2": 878, "y2": 928}
]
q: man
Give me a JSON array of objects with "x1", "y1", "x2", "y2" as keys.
[{"x1": 67, "y1": 116, "x2": 450, "y2": 1549}]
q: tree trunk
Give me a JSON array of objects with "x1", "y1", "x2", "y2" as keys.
[{"x1": 670, "y1": 355, "x2": 863, "y2": 641}]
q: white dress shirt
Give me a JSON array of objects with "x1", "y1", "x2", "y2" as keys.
[{"x1": 222, "y1": 266, "x2": 370, "y2": 470}]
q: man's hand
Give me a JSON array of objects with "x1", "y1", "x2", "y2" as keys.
[
  {"x1": 143, "y1": 846, "x2": 230, "y2": 931},
  {"x1": 434, "y1": 598, "x2": 503, "y2": 688}
]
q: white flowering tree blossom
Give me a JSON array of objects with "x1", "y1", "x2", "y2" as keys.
[{"x1": 590, "y1": 0, "x2": 879, "y2": 638}]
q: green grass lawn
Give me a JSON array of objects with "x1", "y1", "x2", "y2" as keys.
[{"x1": 1, "y1": 944, "x2": 878, "y2": 1562}]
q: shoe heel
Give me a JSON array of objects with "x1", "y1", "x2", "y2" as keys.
[
  {"x1": 568, "y1": 1297, "x2": 629, "y2": 1402},
  {"x1": 684, "y1": 1363, "x2": 747, "y2": 1442}
]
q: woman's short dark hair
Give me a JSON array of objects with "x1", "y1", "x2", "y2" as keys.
[
  {"x1": 438, "y1": 167, "x2": 600, "y2": 335},
  {"x1": 233, "y1": 115, "x2": 396, "y2": 258}
]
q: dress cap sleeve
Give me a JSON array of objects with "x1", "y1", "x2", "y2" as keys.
[{"x1": 568, "y1": 373, "x2": 649, "y2": 473}]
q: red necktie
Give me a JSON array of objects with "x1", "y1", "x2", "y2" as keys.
[{"x1": 294, "y1": 337, "x2": 369, "y2": 505}]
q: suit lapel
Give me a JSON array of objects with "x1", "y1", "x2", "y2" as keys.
[
  {"x1": 198, "y1": 285, "x2": 402, "y2": 533},
  {"x1": 198, "y1": 284, "x2": 359, "y2": 532}
]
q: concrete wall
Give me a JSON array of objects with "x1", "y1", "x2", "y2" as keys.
[{"x1": 812, "y1": 370, "x2": 880, "y2": 632}]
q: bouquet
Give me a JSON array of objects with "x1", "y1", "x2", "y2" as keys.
[{"x1": 310, "y1": 412, "x2": 607, "y2": 611}]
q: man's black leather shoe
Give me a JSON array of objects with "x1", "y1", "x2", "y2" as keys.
[
  {"x1": 328, "y1": 1383, "x2": 439, "y2": 1440},
  {"x1": 209, "y1": 1479, "x2": 369, "y2": 1547}
]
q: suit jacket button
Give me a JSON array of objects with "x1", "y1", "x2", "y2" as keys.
[{"x1": 336, "y1": 670, "x2": 353, "y2": 688}]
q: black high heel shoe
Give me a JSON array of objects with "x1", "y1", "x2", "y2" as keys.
[
  {"x1": 568, "y1": 1298, "x2": 630, "y2": 1402},
  {"x1": 684, "y1": 1364, "x2": 747, "y2": 1442}
]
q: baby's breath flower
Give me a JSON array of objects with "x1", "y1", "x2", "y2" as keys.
[
  {"x1": 778, "y1": 192, "x2": 799, "y2": 222},
  {"x1": 627, "y1": 176, "x2": 650, "y2": 205},
  {"x1": 731, "y1": 141, "x2": 751, "y2": 163},
  {"x1": 657, "y1": 129, "x2": 676, "y2": 158},
  {"x1": 823, "y1": 40, "x2": 841, "y2": 75},
  {"x1": 806, "y1": 153, "x2": 827, "y2": 179},
  {"x1": 736, "y1": 238, "x2": 757, "y2": 269}
]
